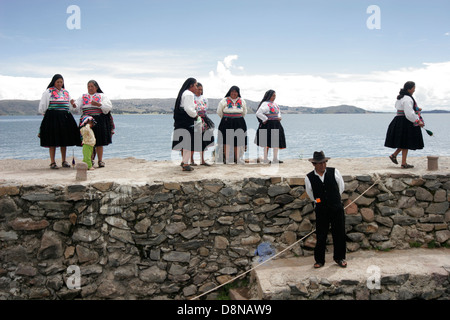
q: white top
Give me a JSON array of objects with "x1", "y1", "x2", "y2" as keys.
[
  {"x1": 180, "y1": 90, "x2": 198, "y2": 118},
  {"x1": 304, "y1": 168, "x2": 345, "y2": 202},
  {"x1": 38, "y1": 87, "x2": 73, "y2": 114},
  {"x1": 256, "y1": 101, "x2": 282, "y2": 122},
  {"x1": 80, "y1": 125, "x2": 96, "y2": 146},
  {"x1": 395, "y1": 96, "x2": 419, "y2": 124},
  {"x1": 217, "y1": 97, "x2": 247, "y2": 118},
  {"x1": 194, "y1": 95, "x2": 208, "y2": 113},
  {"x1": 75, "y1": 93, "x2": 113, "y2": 114}
]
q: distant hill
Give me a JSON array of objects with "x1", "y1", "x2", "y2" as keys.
[
  {"x1": 0, "y1": 98, "x2": 444, "y2": 115},
  {"x1": 278, "y1": 104, "x2": 372, "y2": 114},
  {"x1": 422, "y1": 109, "x2": 450, "y2": 114},
  {"x1": 0, "y1": 100, "x2": 42, "y2": 116}
]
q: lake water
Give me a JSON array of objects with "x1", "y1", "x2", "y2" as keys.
[{"x1": 0, "y1": 113, "x2": 448, "y2": 161}]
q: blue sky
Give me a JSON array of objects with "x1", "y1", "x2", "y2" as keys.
[{"x1": 1, "y1": 0, "x2": 450, "y2": 111}]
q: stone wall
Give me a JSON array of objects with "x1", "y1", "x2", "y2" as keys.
[{"x1": 0, "y1": 173, "x2": 449, "y2": 300}]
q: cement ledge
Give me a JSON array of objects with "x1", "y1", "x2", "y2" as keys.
[{"x1": 251, "y1": 248, "x2": 450, "y2": 300}]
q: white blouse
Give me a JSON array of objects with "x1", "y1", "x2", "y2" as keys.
[
  {"x1": 194, "y1": 95, "x2": 208, "y2": 114},
  {"x1": 180, "y1": 90, "x2": 198, "y2": 118},
  {"x1": 395, "y1": 96, "x2": 419, "y2": 124},
  {"x1": 217, "y1": 97, "x2": 247, "y2": 118},
  {"x1": 256, "y1": 101, "x2": 282, "y2": 122},
  {"x1": 75, "y1": 93, "x2": 113, "y2": 114},
  {"x1": 38, "y1": 87, "x2": 73, "y2": 114}
]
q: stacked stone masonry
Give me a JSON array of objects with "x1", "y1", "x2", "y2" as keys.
[{"x1": 0, "y1": 172, "x2": 449, "y2": 300}]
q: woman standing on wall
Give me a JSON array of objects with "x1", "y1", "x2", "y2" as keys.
[
  {"x1": 216, "y1": 85, "x2": 248, "y2": 164},
  {"x1": 191, "y1": 82, "x2": 214, "y2": 166},
  {"x1": 75, "y1": 80, "x2": 114, "y2": 168},
  {"x1": 172, "y1": 77, "x2": 200, "y2": 171},
  {"x1": 38, "y1": 74, "x2": 81, "y2": 169},
  {"x1": 255, "y1": 89, "x2": 286, "y2": 164},
  {"x1": 384, "y1": 81, "x2": 425, "y2": 168}
]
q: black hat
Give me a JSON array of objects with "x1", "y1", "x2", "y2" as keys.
[{"x1": 308, "y1": 151, "x2": 330, "y2": 163}]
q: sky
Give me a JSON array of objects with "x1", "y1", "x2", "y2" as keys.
[{"x1": 1, "y1": 0, "x2": 450, "y2": 111}]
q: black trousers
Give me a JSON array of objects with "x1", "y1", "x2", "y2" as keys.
[{"x1": 314, "y1": 205, "x2": 346, "y2": 264}]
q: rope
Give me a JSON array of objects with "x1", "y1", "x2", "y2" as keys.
[{"x1": 190, "y1": 176, "x2": 381, "y2": 300}]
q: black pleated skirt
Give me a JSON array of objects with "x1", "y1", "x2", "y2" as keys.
[
  {"x1": 217, "y1": 117, "x2": 247, "y2": 147},
  {"x1": 39, "y1": 109, "x2": 81, "y2": 147},
  {"x1": 89, "y1": 113, "x2": 113, "y2": 146},
  {"x1": 384, "y1": 116, "x2": 424, "y2": 150},
  {"x1": 255, "y1": 120, "x2": 287, "y2": 149},
  {"x1": 172, "y1": 126, "x2": 195, "y2": 151}
]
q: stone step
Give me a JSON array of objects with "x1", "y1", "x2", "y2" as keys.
[{"x1": 250, "y1": 248, "x2": 450, "y2": 300}]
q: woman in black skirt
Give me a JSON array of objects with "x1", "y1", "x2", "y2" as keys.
[
  {"x1": 172, "y1": 77, "x2": 200, "y2": 171},
  {"x1": 38, "y1": 74, "x2": 81, "y2": 169},
  {"x1": 217, "y1": 86, "x2": 247, "y2": 164},
  {"x1": 384, "y1": 81, "x2": 424, "y2": 168},
  {"x1": 255, "y1": 90, "x2": 286, "y2": 164},
  {"x1": 75, "y1": 80, "x2": 114, "y2": 168}
]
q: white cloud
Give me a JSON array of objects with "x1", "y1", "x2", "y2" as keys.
[
  {"x1": 1, "y1": 54, "x2": 450, "y2": 112},
  {"x1": 205, "y1": 56, "x2": 450, "y2": 112}
]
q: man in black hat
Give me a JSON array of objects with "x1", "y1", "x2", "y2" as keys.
[{"x1": 305, "y1": 151, "x2": 347, "y2": 268}]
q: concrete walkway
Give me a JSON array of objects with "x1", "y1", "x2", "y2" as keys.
[{"x1": 252, "y1": 248, "x2": 450, "y2": 299}]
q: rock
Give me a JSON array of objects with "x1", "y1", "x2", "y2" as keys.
[
  {"x1": 222, "y1": 204, "x2": 252, "y2": 213},
  {"x1": 109, "y1": 228, "x2": 134, "y2": 244},
  {"x1": 360, "y1": 208, "x2": 374, "y2": 222},
  {"x1": 72, "y1": 228, "x2": 101, "y2": 242},
  {"x1": 9, "y1": 218, "x2": 49, "y2": 231},
  {"x1": 214, "y1": 236, "x2": 229, "y2": 249},
  {"x1": 22, "y1": 193, "x2": 56, "y2": 201},
  {"x1": 105, "y1": 216, "x2": 130, "y2": 230},
  {"x1": 16, "y1": 264, "x2": 37, "y2": 277},
  {"x1": 76, "y1": 245, "x2": 99, "y2": 263},
  {"x1": 162, "y1": 251, "x2": 190, "y2": 263},
  {"x1": 268, "y1": 184, "x2": 291, "y2": 197},
  {"x1": 355, "y1": 222, "x2": 378, "y2": 234},
  {"x1": 139, "y1": 266, "x2": 167, "y2": 283},
  {"x1": 274, "y1": 194, "x2": 295, "y2": 204},
  {"x1": 203, "y1": 182, "x2": 224, "y2": 193},
  {"x1": 0, "y1": 197, "x2": 19, "y2": 218},
  {"x1": 286, "y1": 177, "x2": 304, "y2": 186},
  {"x1": 435, "y1": 230, "x2": 450, "y2": 243},
  {"x1": 0, "y1": 230, "x2": 18, "y2": 241},
  {"x1": 241, "y1": 235, "x2": 261, "y2": 245},
  {"x1": 96, "y1": 280, "x2": 119, "y2": 298},
  {"x1": 433, "y1": 189, "x2": 447, "y2": 202},
  {"x1": 344, "y1": 200, "x2": 358, "y2": 215},
  {"x1": 381, "y1": 274, "x2": 409, "y2": 285},
  {"x1": 425, "y1": 202, "x2": 449, "y2": 215},
  {"x1": 165, "y1": 222, "x2": 186, "y2": 234},
  {"x1": 37, "y1": 231, "x2": 63, "y2": 260},
  {"x1": 415, "y1": 187, "x2": 433, "y2": 201},
  {"x1": 0, "y1": 185, "x2": 20, "y2": 197},
  {"x1": 385, "y1": 178, "x2": 407, "y2": 192},
  {"x1": 64, "y1": 246, "x2": 75, "y2": 259},
  {"x1": 392, "y1": 215, "x2": 416, "y2": 226},
  {"x1": 164, "y1": 182, "x2": 181, "y2": 190},
  {"x1": 53, "y1": 220, "x2": 72, "y2": 235},
  {"x1": 181, "y1": 228, "x2": 201, "y2": 240},
  {"x1": 347, "y1": 232, "x2": 365, "y2": 242}
]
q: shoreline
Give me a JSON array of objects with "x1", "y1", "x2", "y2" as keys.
[{"x1": 1, "y1": 156, "x2": 449, "y2": 186}]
